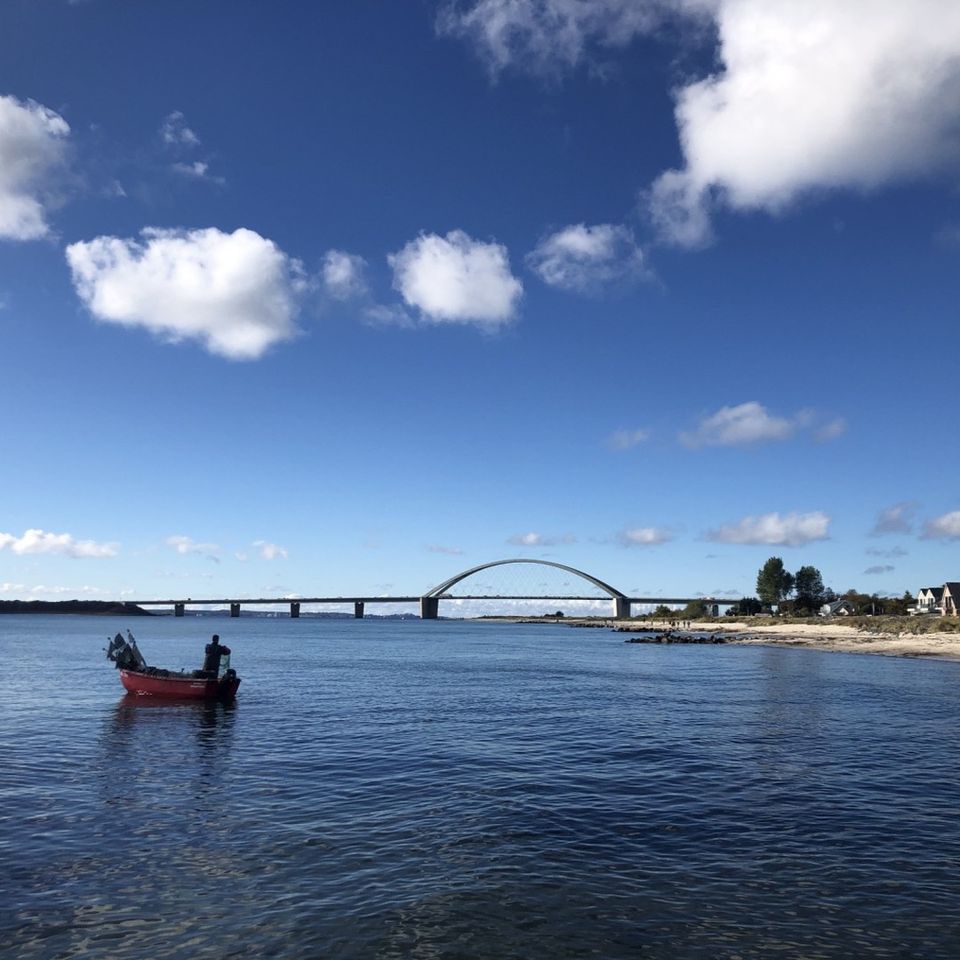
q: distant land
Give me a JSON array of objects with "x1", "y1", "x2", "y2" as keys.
[
  {"x1": 0, "y1": 601, "x2": 420, "y2": 620},
  {"x1": 0, "y1": 600, "x2": 154, "y2": 616}
]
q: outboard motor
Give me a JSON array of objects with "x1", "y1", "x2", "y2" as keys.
[{"x1": 106, "y1": 630, "x2": 147, "y2": 672}]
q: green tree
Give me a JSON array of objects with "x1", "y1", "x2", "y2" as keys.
[
  {"x1": 729, "y1": 596, "x2": 762, "y2": 616},
  {"x1": 679, "y1": 600, "x2": 708, "y2": 619},
  {"x1": 652, "y1": 604, "x2": 674, "y2": 619},
  {"x1": 793, "y1": 566, "x2": 825, "y2": 613},
  {"x1": 756, "y1": 557, "x2": 794, "y2": 609}
]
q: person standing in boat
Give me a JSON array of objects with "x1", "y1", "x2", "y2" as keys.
[{"x1": 202, "y1": 634, "x2": 231, "y2": 677}]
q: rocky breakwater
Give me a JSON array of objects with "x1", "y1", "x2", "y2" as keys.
[{"x1": 618, "y1": 628, "x2": 727, "y2": 645}]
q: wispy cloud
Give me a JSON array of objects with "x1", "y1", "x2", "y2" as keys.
[
  {"x1": 321, "y1": 249, "x2": 369, "y2": 301},
  {"x1": 864, "y1": 565, "x2": 895, "y2": 575},
  {"x1": 426, "y1": 544, "x2": 465, "y2": 555},
  {"x1": 607, "y1": 428, "x2": 651, "y2": 450},
  {"x1": 527, "y1": 223, "x2": 647, "y2": 293},
  {"x1": 160, "y1": 111, "x2": 200, "y2": 147},
  {"x1": 0, "y1": 528, "x2": 117, "y2": 558},
  {"x1": 253, "y1": 540, "x2": 288, "y2": 560},
  {"x1": 921, "y1": 511, "x2": 960, "y2": 541},
  {"x1": 616, "y1": 527, "x2": 673, "y2": 547},
  {"x1": 867, "y1": 546, "x2": 908, "y2": 559},
  {"x1": 680, "y1": 402, "x2": 844, "y2": 448},
  {"x1": 507, "y1": 532, "x2": 577, "y2": 547},
  {"x1": 166, "y1": 535, "x2": 221, "y2": 561},
  {"x1": 814, "y1": 417, "x2": 848, "y2": 442},
  {"x1": 680, "y1": 402, "x2": 797, "y2": 448},
  {"x1": 870, "y1": 501, "x2": 917, "y2": 536},
  {"x1": 705, "y1": 511, "x2": 830, "y2": 547}
]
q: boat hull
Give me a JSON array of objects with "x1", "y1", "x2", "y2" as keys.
[{"x1": 120, "y1": 669, "x2": 240, "y2": 701}]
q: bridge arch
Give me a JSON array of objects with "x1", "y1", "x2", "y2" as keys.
[{"x1": 424, "y1": 558, "x2": 628, "y2": 601}]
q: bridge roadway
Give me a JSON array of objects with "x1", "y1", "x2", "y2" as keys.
[{"x1": 129, "y1": 595, "x2": 727, "y2": 620}]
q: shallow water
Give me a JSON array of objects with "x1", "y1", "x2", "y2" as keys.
[{"x1": 1, "y1": 615, "x2": 959, "y2": 958}]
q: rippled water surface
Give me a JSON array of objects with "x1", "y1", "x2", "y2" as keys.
[{"x1": 2, "y1": 615, "x2": 960, "y2": 958}]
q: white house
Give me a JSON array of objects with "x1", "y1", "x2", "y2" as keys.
[{"x1": 820, "y1": 599, "x2": 856, "y2": 617}]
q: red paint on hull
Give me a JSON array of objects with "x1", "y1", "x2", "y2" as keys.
[{"x1": 119, "y1": 669, "x2": 241, "y2": 701}]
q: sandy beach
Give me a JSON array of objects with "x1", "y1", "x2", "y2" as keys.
[{"x1": 515, "y1": 618, "x2": 960, "y2": 661}]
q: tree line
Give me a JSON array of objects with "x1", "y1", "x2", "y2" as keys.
[{"x1": 649, "y1": 556, "x2": 912, "y2": 620}]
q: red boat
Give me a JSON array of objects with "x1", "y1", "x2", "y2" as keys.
[
  {"x1": 119, "y1": 667, "x2": 241, "y2": 701},
  {"x1": 107, "y1": 631, "x2": 241, "y2": 701}
]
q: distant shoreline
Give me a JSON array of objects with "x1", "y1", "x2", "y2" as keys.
[
  {"x1": 481, "y1": 616, "x2": 960, "y2": 661},
  {"x1": 0, "y1": 600, "x2": 154, "y2": 616}
]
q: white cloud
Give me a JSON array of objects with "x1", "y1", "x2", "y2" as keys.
[
  {"x1": 814, "y1": 417, "x2": 848, "y2": 443},
  {"x1": 253, "y1": 540, "x2": 288, "y2": 560},
  {"x1": 166, "y1": 535, "x2": 221, "y2": 561},
  {"x1": 680, "y1": 401, "x2": 796, "y2": 448},
  {"x1": 426, "y1": 544, "x2": 465, "y2": 555},
  {"x1": 363, "y1": 303, "x2": 415, "y2": 328},
  {"x1": 650, "y1": 0, "x2": 960, "y2": 246},
  {"x1": 0, "y1": 94, "x2": 70, "y2": 241},
  {"x1": 921, "y1": 511, "x2": 960, "y2": 540},
  {"x1": 322, "y1": 249, "x2": 369, "y2": 300},
  {"x1": 438, "y1": 0, "x2": 692, "y2": 76},
  {"x1": 871, "y1": 501, "x2": 916, "y2": 536},
  {"x1": 66, "y1": 227, "x2": 304, "y2": 360},
  {"x1": 608, "y1": 427, "x2": 651, "y2": 450},
  {"x1": 617, "y1": 527, "x2": 673, "y2": 547},
  {"x1": 864, "y1": 565, "x2": 895, "y2": 575},
  {"x1": 171, "y1": 160, "x2": 223, "y2": 184},
  {"x1": 0, "y1": 528, "x2": 117, "y2": 558},
  {"x1": 706, "y1": 511, "x2": 830, "y2": 546},
  {"x1": 389, "y1": 230, "x2": 522, "y2": 329},
  {"x1": 527, "y1": 223, "x2": 646, "y2": 292},
  {"x1": 507, "y1": 532, "x2": 577, "y2": 547},
  {"x1": 160, "y1": 111, "x2": 200, "y2": 147}
]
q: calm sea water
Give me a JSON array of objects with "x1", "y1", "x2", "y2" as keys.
[{"x1": 1, "y1": 615, "x2": 959, "y2": 959}]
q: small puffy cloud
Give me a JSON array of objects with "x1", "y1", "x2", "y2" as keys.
[
  {"x1": 617, "y1": 527, "x2": 673, "y2": 547},
  {"x1": 871, "y1": 501, "x2": 917, "y2": 536},
  {"x1": 649, "y1": 1, "x2": 960, "y2": 247},
  {"x1": 426, "y1": 544, "x2": 465, "y2": 555},
  {"x1": 66, "y1": 227, "x2": 304, "y2": 360},
  {"x1": 921, "y1": 511, "x2": 960, "y2": 541},
  {"x1": 0, "y1": 528, "x2": 117, "y2": 558},
  {"x1": 680, "y1": 402, "x2": 796, "y2": 448},
  {"x1": 864, "y1": 565, "x2": 895, "y2": 575},
  {"x1": 253, "y1": 540, "x2": 288, "y2": 560},
  {"x1": 160, "y1": 111, "x2": 200, "y2": 147},
  {"x1": 322, "y1": 249, "x2": 369, "y2": 301},
  {"x1": 608, "y1": 428, "x2": 651, "y2": 450},
  {"x1": 166, "y1": 535, "x2": 221, "y2": 561},
  {"x1": 507, "y1": 532, "x2": 577, "y2": 547},
  {"x1": 0, "y1": 94, "x2": 70, "y2": 241},
  {"x1": 527, "y1": 223, "x2": 646, "y2": 292},
  {"x1": 389, "y1": 230, "x2": 522, "y2": 329},
  {"x1": 706, "y1": 511, "x2": 830, "y2": 547}
]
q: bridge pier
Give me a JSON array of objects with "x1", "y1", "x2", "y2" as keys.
[
  {"x1": 354, "y1": 602, "x2": 365, "y2": 619},
  {"x1": 290, "y1": 602, "x2": 300, "y2": 618},
  {"x1": 613, "y1": 597, "x2": 631, "y2": 619},
  {"x1": 174, "y1": 602, "x2": 185, "y2": 617},
  {"x1": 230, "y1": 603, "x2": 241, "y2": 618},
  {"x1": 420, "y1": 596, "x2": 439, "y2": 620}
]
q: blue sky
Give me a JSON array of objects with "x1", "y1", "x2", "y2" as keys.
[{"x1": 2, "y1": 0, "x2": 959, "y2": 611}]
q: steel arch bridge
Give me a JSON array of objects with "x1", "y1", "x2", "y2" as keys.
[{"x1": 419, "y1": 558, "x2": 631, "y2": 619}]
